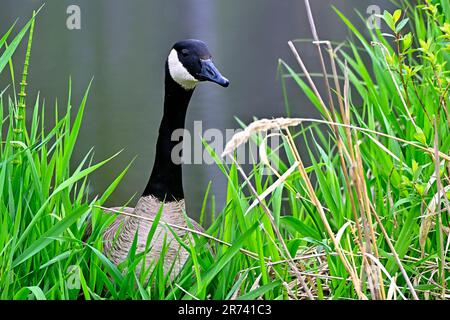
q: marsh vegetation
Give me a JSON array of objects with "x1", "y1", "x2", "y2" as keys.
[{"x1": 1, "y1": 0, "x2": 449, "y2": 300}]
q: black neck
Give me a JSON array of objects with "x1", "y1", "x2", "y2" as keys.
[{"x1": 143, "y1": 63, "x2": 194, "y2": 201}]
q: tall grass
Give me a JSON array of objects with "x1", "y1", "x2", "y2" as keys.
[
  {"x1": 219, "y1": 0, "x2": 450, "y2": 299},
  {"x1": 0, "y1": 11, "x2": 131, "y2": 299},
  {"x1": 1, "y1": 0, "x2": 449, "y2": 300}
]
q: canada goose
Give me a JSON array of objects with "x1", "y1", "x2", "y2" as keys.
[{"x1": 102, "y1": 39, "x2": 229, "y2": 277}]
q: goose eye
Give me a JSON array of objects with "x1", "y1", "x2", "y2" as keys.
[{"x1": 181, "y1": 49, "x2": 190, "y2": 57}]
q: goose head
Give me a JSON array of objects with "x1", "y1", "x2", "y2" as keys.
[{"x1": 167, "y1": 39, "x2": 230, "y2": 90}]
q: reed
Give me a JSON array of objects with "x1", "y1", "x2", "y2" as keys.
[{"x1": 218, "y1": 0, "x2": 450, "y2": 299}]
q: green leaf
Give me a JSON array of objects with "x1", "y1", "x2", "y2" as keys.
[
  {"x1": 403, "y1": 32, "x2": 413, "y2": 51},
  {"x1": 393, "y1": 9, "x2": 402, "y2": 24},
  {"x1": 78, "y1": 268, "x2": 91, "y2": 300},
  {"x1": 0, "y1": 23, "x2": 16, "y2": 51},
  {"x1": 237, "y1": 281, "x2": 281, "y2": 300},
  {"x1": 12, "y1": 205, "x2": 88, "y2": 268},
  {"x1": 97, "y1": 157, "x2": 135, "y2": 206},
  {"x1": 87, "y1": 244, "x2": 123, "y2": 284},
  {"x1": 383, "y1": 10, "x2": 396, "y2": 31},
  {"x1": 60, "y1": 79, "x2": 93, "y2": 178},
  {"x1": 196, "y1": 222, "x2": 259, "y2": 294},
  {"x1": 0, "y1": 20, "x2": 31, "y2": 74},
  {"x1": 15, "y1": 150, "x2": 121, "y2": 249},
  {"x1": 396, "y1": 18, "x2": 410, "y2": 33},
  {"x1": 280, "y1": 216, "x2": 321, "y2": 240},
  {"x1": 13, "y1": 286, "x2": 46, "y2": 300},
  {"x1": 414, "y1": 127, "x2": 427, "y2": 145}
]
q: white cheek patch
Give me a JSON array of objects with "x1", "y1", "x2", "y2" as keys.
[{"x1": 168, "y1": 49, "x2": 198, "y2": 90}]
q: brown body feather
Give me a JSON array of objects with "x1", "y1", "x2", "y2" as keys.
[{"x1": 102, "y1": 196, "x2": 203, "y2": 277}]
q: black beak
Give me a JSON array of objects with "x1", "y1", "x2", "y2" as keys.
[{"x1": 197, "y1": 59, "x2": 230, "y2": 87}]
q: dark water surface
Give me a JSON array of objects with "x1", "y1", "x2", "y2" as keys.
[{"x1": 0, "y1": 0, "x2": 393, "y2": 219}]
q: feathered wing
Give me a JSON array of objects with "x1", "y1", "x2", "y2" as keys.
[
  {"x1": 82, "y1": 207, "x2": 134, "y2": 243},
  {"x1": 102, "y1": 196, "x2": 199, "y2": 277},
  {"x1": 101, "y1": 207, "x2": 134, "y2": 255}
]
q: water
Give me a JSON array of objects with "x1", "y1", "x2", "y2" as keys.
[{"x1": 0, "y1": 0, "x2": 393, "y2": 220}]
